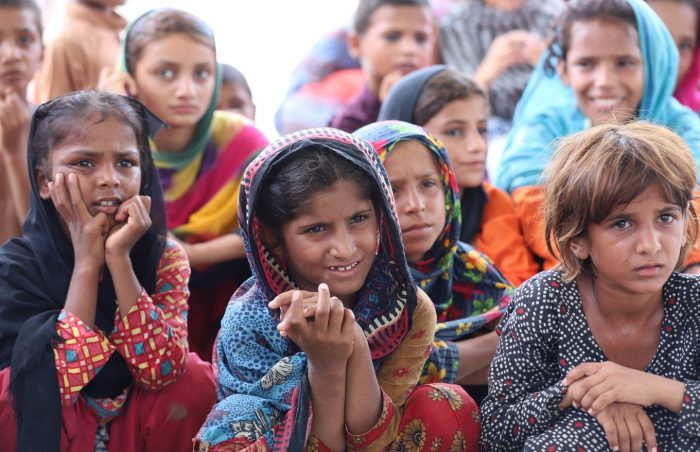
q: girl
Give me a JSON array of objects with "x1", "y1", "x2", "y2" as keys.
[
  {"x1": 101, "y1": 8, "x2": 269, "y2": 361},
  {"x1": 648, "y1": 0, "x2": 700, "y2": 111},
  {"x1": 494, "y1": 0, "x2": 700, "y2": 270},
  {"x1": 0, "y1": 91, "x2": 215, "y2": 451},
  {"x1": 195, "y1": 128, "x2": 480, "y2": 451},
  {"x1": 355, "y1": 120, "x2": 512, "y2": 392},
  {"x1": 378, "y1": 65, "x2": 539, "y2": 285},
  {"x1": 481, "y1": 121, "x2": 700, "y2": 451}
]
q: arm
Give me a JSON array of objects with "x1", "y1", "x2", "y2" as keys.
[
  {"x1": 109, "y1": 240, "x2": 190, "y2": 389},
  {"x1": 455, "y1": 331, "x2": 499, "y2": 384},
  {"x1": 179, "y1": 233, "x2": 246, "y2": 268},
  {"x1": 479, "y1": 274, "x2": 567, "y2": 450},
  {"x1": 0, "y1": 89, "x2": 31, "y2": 224},
  {"x1": 344, "y1": 323, "x2": 382, "y2": 435}
]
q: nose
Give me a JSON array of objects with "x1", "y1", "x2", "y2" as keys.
[
  {"x1": 0, "y1": 42, "x2": 21, "y2": 62},
  {"x1": 636, "y1": 223, "x2": 662, "y2": 256},
  {"x1": 97, "y1": 165, "x2": 120, "y2": 188},
  {"x1": 330, "y1": 226, "x2": 356, "y2": 259},
  {"x1": 595, "y1": 62, "x2": 617, "y2": 88},
  {"x1": 403, "y1": 186, "x2": 426, "y2": 214},
  {"x1": 465, "y1": 126, "x2": 487, "y2": 156},
  {"x1": 399, "y1": 35, "x2": 423, "y2": 56},
  {"x1": 175, "y1": 76, "x2": 196, "y2": 98}
]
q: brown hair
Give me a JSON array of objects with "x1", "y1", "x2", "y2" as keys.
[
  {"x1": 353, "y1": 0, "x2": 430, "y2": 34},
  {"x1": 413, "y1": 68, "x2": 488, "y2": 126},
  {"x1": 544, "y1": 121, "x2": 698, "y2": 281},
  {"x1": 0, "y1": 0, "x2": 42, "y2": 37},
  {"x1": 124, "y1": 8, "x2": 216, "y2": 73}
]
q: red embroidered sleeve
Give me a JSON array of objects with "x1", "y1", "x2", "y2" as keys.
[{"x1": 110, "y1": 240, "x2": 190, "y2": 390}]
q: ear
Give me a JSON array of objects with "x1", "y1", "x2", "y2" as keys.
[
  {"x1": 558, "y1": 59, "x2": 570, "y2": 86},
  {"x1": 347, "y1": 31, "x2": 362, "y2": 60},
  {"x1": 36, "y1": 167, "x2": 51, "y2": 200},
  {"x1": 569, "y1": 235, "x2": 590, "y2": 261},
  {"x1": 259, "y1": 224, "x2": 286, "y2": 258}
]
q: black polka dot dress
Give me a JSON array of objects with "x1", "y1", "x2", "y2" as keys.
[{"x1": 480, "y1": 270, "x2": 700, "y2": 451}]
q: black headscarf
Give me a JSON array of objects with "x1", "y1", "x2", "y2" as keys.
[
  {"x1": 378, "y1": 65, "x2": 487, "y2": 243},
  {"x1": 0, "y1": 91, "x2": 166, "y2": 451}
]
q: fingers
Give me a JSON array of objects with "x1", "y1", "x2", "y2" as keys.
[
  {"x1": 327, "y1": 296, "x2": 345, "y2": 333},
  {"x1": 341, "y1": 308, "x2": 356, "y2": 336},
  {"x1": 637, "y1": 409, "x2": 657, "y2": 451},
  {"x1": 315, "y1": 283, "x2": 331, "y2": 331},
  {"x1": 277, "y1": 290, "x2": 304, "y2": 337},
  {"x1": 564, "y1": 362, "x2": 601, "y2": 386},
  {"x1": 596, "y1": 410, "x2": 620, "y2": 452},
  {"x1": 624, "y1": 412, "x2": 643, "y2": 452}
]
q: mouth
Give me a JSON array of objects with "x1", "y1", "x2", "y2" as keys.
[
  {"x1": 328, "y1": 261, "x2": 360, "y2": 273},
  {"x1": 92, "y1": 198, "x2": 122, "y2": 215},
  {"x1": 0, "y1": 70, "x2": 24, "y2": 82},
  {"x1": 633, "y1": 263, "x2": 663, "y2": 276},
  {"x1": 589, "y1": 97, "x2": 624, "y2": 111},
  {"x1": 402, "y1": 223, "x2": 432, "y2": 235},
  {"x1": 170, "y1": 104, "x2": 198, "y2": 114},
  {"x1": 395, "y1": 63, "x2": 419, "y2": 74}
]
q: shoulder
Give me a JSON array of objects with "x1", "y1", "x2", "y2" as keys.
[
  {"x1": 159, "y1": 239, "x2": 188, "y2": 267},
  {"x1": 511, "y1": 270, "x2": 570, "y2": 310},
  {"x1": 664, "y1": 272, "x2": 700, "y2": 308},
  {"x1": 413, "y1": 288, "x2": 438, "y2": 331},
  {"x1": 483, "y1": 182, "x2": 516, "y2": 211}
]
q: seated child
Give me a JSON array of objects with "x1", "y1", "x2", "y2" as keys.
[
  {"x1": 0, "y1": 91, "x2": 215, "y2": 451},
  {"x1": 379, "y1": 65, "x2": 539, "y2": 285},
  {"x1": 195, "y1": 128, "x2": 480, "y2": 451},
  {"x1": 355, "y1": 120, "x2": 513, "y2": 394},
  {"x1": 328, "y1": 0, "x2": 436, "y2": 132},
  {"x1": 217, "y1": 63, "x2": 256, "y2": 120},
  {"x1": 495, "y1": 0, "x2": 700, "y2": 270},
  {"x1": 481, "y1": 121, "x2": 700, "y2": 451},
  {"x1": 0, "y1": 0, "x2": 43, "y2": 243}
]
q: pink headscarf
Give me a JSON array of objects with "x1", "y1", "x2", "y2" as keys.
[{"x1": 675, "y1": 47, "x2": 700, "y2": 112}]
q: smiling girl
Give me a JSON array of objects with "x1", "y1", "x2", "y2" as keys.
[
  {"x1": 195, "y1": 128, "x2": 480, "y2": 451},
  {"x1": 0, "y1": 91, "x2": 215, "y2": 451},
  {"x1": 101, "y1": 9, "x2": 269, "y2": 361}
]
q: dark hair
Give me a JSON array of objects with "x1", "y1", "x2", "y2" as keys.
[
  {"x1": 353, "y1": 0, "x2": 431, "y2": 34},
  {"x1": 221, "y1": 63, "x2": 252, "y2": 98},
  {"x1": 257, "y1": 146, "x2": 379, "y2": 239},
  {"x1": 125, "y1": 8, "x2": 216, "y2": 73},
  {"x1": 0, "y1": 0, "x2": 43, "y2": 36},
  {"x1": 544, "y1": 0, "x2": 637, "y2": 74},
  {"x1": 31, "y1": 90, "x2": 153, "y2": 191},
  {"x1": 413, "y1": 68, "x2": 488, "y2": 125}
]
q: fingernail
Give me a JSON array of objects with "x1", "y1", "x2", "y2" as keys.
[
  {"x1": 572, "y1": 401, "x2": 579, "y2": 408},
  {"x1": 651, "y1": 448, "x2": 657, "y2": 452},
  {"x1": 562, "y1": 378, "x2": 568, "y2": 386},
  {"x1": 612, "y1": 448, "x2": 619, "y2": 451},
  {"x1": 588, "y1": 408, "x2": 593, "y2": 415},
  {"x1": 319, "y1": 283, "x2": 328, "y2": 291}
]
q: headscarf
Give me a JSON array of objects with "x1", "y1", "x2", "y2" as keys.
[
  {"x1": 378, "y1": 64, "x2": 488, "y2": 243},
  {"x1": 355, "y1": 120, "x2": 512, "y2": 382},
  {"x1": 0, "y1": 92, "x2": 166, "y2": 451},
  {"x1": 119, "y1": 9, "x2": 267, "y2": 240},
  {"x1": 495, "y1": 0, "x2": 700, "y2": 192},
  {"x1": 675, "y1": 47, "x2": 700, "y2": 112},
  {"x1": 197, "y1": 128, "x2": 417, "y2": 449}
]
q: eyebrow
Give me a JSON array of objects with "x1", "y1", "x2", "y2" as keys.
[{"x1": 66, "y1": 149, "x2": 139, "y2": 158}]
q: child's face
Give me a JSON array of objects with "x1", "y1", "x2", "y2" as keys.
[
  {"x1": 484, "y1": 0, "x2": 526, "y2": 12},
  {"x1": 383, "y1": 140, "x2": 445, "y2": 262},
  {"x1": 571, "y1": 183, "x2": 685, "y2": 297},
  {"x1": 38, "y1": 116, "x2": 142, "y2": 226},
  {"x1": 278, "y1": 179, "x2": 378, "y2": 306},
  {"x1": 0, "y1": 7, "x2": 42, "y2": 95},
  {"x1": 559, "y1": 19, "x2": 644, "y2": 125},
  {"x1": 349, "y1": 5, "x2": 435, "y2": 93},
  {"x1": 423, "y1": 96, "x2": 488, "y2": 189},
  {"x1": 649, "y1": 0, "x2": 698, "y2": 86},
  {"x1": 133, "y1": 33, "x2": 216, "y2": 131},
  {"x1": 218, "y1": 81, "x2": 255, "y2": 120}
]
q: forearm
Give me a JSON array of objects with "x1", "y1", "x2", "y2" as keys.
[
  {"x1": 458, "y1": 365, "x2": 490, "y2": 385},
  {"x1": 345, "y1": 326, "x2": 382, "y2": 435},
  {"x1": 651, "y1": 374, "x2": 685, "y2": 414},
  {"x1": 2, "y1": 153, "x2": 29, "y2": 224},
  {"x1": 186, "y1": 234, "x2": 246, "y2": 267},
  {"x1": 455, "y1": 331, "x2": 499, "y2": 383},
  {"x1": 308, "y1": 365, "x2": 347, "y2": 451},
  {"x1": 106, "y1": 253, "x2": 141, "y2": 318},
  {"x1": 64, "y1": 264, "x2": 100, "y2": 327}
]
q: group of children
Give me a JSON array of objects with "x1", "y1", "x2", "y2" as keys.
[{"x1": 2, "y1": 0, "x2": 700, "y2": 450}]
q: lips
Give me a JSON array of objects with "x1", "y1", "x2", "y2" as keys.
[
  {"x1": 590, "y1": 97, "x2": 623, "y2": 111},
  {"x1": 170, "y1": 104, "x2": 198, "y2": 114},
  {"x1": 328, "y1": 261, "x2": 359, "y2": 272},
  {"x1": 395, "y1": 63, "x2": 419, "y2": 74},
  {"x1": 0, "y1": 70, "x2": 24, "y2": 83},
  {"x1": 92, "y1": 197, "x2": 122, "y2": 215},
  {"x1": 402, "y1": 223, "x2": 433, "y2": 237},
  {"x1": 633, "y1": 263, "x2": 663, "y2": 277}
]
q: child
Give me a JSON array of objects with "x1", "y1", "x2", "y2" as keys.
[
  {"x1": 378, "y1": 65, "x2": 539, "y2": 285},
  {"x1": 439, "y1": 0, "x2": 562, "y2": 136},
  {"x1": 328, "y1": 0, "x2": 436, "y2": 132},
  {"x1": 648, "y1": 0, "x2": 700, "y2": 111},
  {"x1": 495, "y1": 0, "x2": 700, "y2": 270},
  {"x1": 33, "y1": 0, "x2": 127, "y2": 103},
  {"x1": 481, "y1": 121, "x2": 700, "y2": 450},
  {"x1": 217, "y1": 63, "x2": 256, "y2": 120},
  {"x1": 101, "y1": 8, "x2": 269, "y2": 361},
  {"x1": 0, "y1": 91, "x2": 215, "y2": 451},
  {"x1": 0, "y1": 0, "x2": 43, "y2": 244},
  {"x1": 355, "y1": 120, "x2": 512, "y2": 396},
  {"x1": 194, "y1": 128, "x2": 480, "y2": 451}
]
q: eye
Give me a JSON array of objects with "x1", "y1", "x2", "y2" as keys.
[
  {"x1": 612, "y1": 218, "x2": 631, "y2": 230},
  {"x1": 305, "y1": 224, "x2": 326, "y2": 234},
  {"x1": 17, "y1": 34, "x2": 35, "y2": 46},
  {"x1": 117, "y1": 159, "x2": 138, "y2": 168},
  {"x1": 195, "y1": 68, "x2": 211, "y2": 80},
  {"x1": 618, "y1": 58, "x2": 639, "y2": 69},
  {"x1": 574, "y1": 59, "x2": 593, "y2": 70},
  {"x1": 159, "y1": 68, "x2": 175, "y2": 79},
  {"x1": 478, "y1": 127, "x2": 488, "y2": 137},
  {"x1": 414, "y1": 32, "x2": 429, "y2": 45},
  {"x1": 74, "y1": 160, "x2": 94, "y2": 168},
  {"x1": 351, "y1": 214, "x2": 369, "y2": 224},
  {"x1": 443, "y1": 128, "x2": 464, "y2": 138},
  {"x1": 391, "y1": 184, "x2": 400, "y2": 195},
  {"x1": 384, "y1": 32, "x2": 401, "y2": 43},
  {"x1": 421, "y1": 179, "x2": 438, "y2": 189},
  {"x1": 659, "y1": 213, "x2": 676, "y2": 224}
]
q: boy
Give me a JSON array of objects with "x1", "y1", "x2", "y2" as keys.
[
  {"x1": 33, "y1": 0, "x2": 126, "y2": 102},
  {"x1": 0, "y1": 0, "x2": 42, "y2": 243},
  {"x1": 329, "y1": 0, "x2": 436, "y2": 132}
]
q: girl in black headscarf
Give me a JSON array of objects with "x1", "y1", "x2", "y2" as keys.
[{"x1": 0, "y1": 91, "x2": 215, "y2": 452}]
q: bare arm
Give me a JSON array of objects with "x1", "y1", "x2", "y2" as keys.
[
  {"x1": 180, "y1": 234, "x2": 246, "y2": 268},
  {"x1": 455, "y1": 330, "x2": 499, "y2": 385},
  {"x1": 344, "y1": 323, "x2": 383, "y2": 435}
]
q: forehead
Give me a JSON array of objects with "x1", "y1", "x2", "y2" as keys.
[
  {"x1": 0, "y1": 7, "x2": 41, "y2": 35},
  {"x1": 50, "y1": 116, "x2": 140, "y2": 157},
  {"x1": 293, "y1": 178, "x2": 374, "y2": 219},
  {"x1": 138, "y1": 32, "x2": 216, "y2": 64},
  {"x1": 568, "y1": 18, "x2": 641, "y2": 56},
  {"x1": 384, "y1": 139, "x2": 438, "y2": 172},
  {"x1": 366, "y1": 4, "x2": 433, "y2": 31},
  {"x1": 649, "y1": 1, "x2": 698, "y2": 38},
  {"x1": 429, "y1": 97, "x2": 489, "y2": 126}
]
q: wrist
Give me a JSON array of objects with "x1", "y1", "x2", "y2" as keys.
[
  {"x1": 73, "y1": 261, "x2": 102, "y2": 278},
  {"x1": 105, "y1": 249, "x2": 131, "y2": 266},
  {"x1": 308, "y1": 361, "x2": 347, "y2": 377}
]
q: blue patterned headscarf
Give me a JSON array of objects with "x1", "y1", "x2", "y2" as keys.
[
  {"x1": 196, "y1": 128, "x2": 417, "y2": 450},
  {"x1": 496, "y1": 0, "x2": 700, "y2": 192}
]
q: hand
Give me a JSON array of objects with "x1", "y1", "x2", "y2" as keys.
[
  {"x1": 0, "y1": 88, "x2": 30, "y2": 158},
  {"x1": 49, "y1": 172, "x2": 109, "y2": 268},
  {"x1": 565, "y1": 362, "x2": 659, "y2": 415},
  {"x1": 276, "y1": 284, "x2": 355, "y2": 371},
  {"x1": 475, "y1": 30, "x2": 537, "y2": 86},
  {"x1": 269, "y1": 289, "x2": 323, "y2": 320},
  {"x1": 378, "y1": 69, "x2": 407, "y2": 102},
  {"x1": 592, "y1": 402, "x2": 657, "y2": 452},
  {"x1": 105, "y1": 195, "x2": 152, "y2": 259},
  {"x1": 98, "y1": 67, "x2": 139, "y2": 97}
]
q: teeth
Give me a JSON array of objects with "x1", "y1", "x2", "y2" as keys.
[
  {"x1": 97, "y1": 200, "x2": 119, "y2": 207},
  {"x1": 330, "y1": 262, "x2": 358, "y2": 272},
  {"x1": 593, "y1": 98, "x2": 620, "y2": 109}
]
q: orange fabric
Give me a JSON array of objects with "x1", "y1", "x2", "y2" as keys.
[
  {"x1": 473, "y1": 183, "x2": 540, "y2": 286},
  {"x1": 511, "y1": 185, "x2": 559, "y2": 271},
  {"x1": 685, "y1": 193, "x2": 700, "y2": 267}
]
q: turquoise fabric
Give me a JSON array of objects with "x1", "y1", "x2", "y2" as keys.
[{"x1": 495, "y1": 0, "x2": 700, "y2": 192}]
